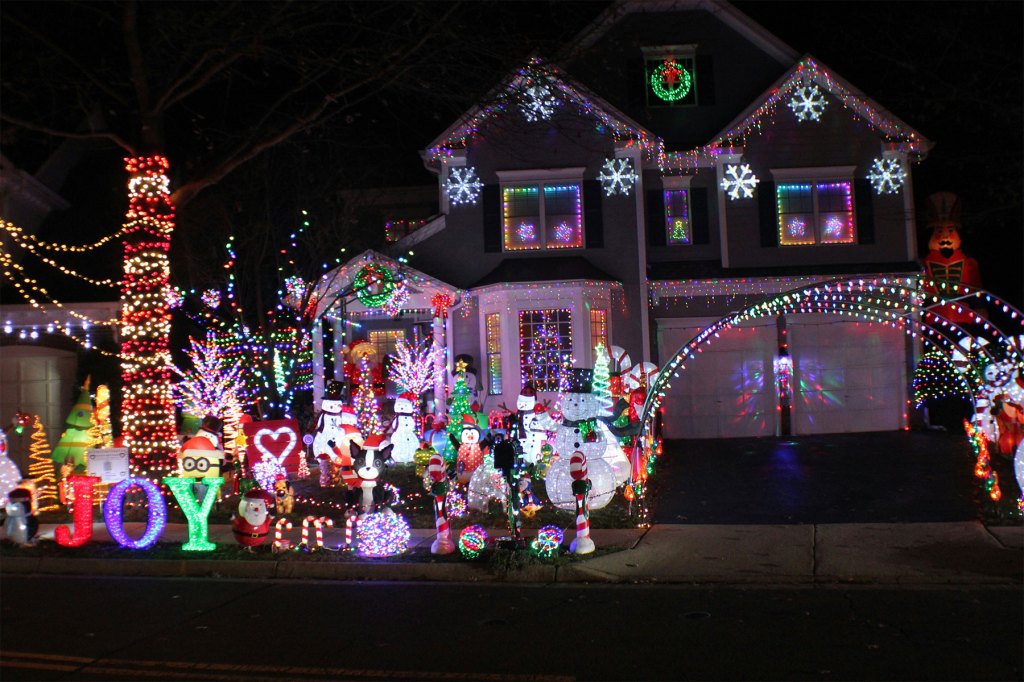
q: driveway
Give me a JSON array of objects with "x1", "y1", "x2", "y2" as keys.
[{"x1": 648, "y1": 429, "x2": 982, "y2": 524}]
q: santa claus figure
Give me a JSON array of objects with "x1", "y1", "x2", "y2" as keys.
[
  {"x1": 921, "y1": 192, "x2": 982, "y2": 324},
  {"x1": 231, "y1": 490, "x2": 273, "y2": 549}
]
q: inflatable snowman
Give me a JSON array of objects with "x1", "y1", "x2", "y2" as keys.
[
  {"x1": 543, "y1": 368, "x2": 620, "y2": 510},
  {"x1": 388, "y1": 391, "x2": 420, "y2": 464}
]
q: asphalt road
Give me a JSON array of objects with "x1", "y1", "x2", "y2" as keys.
[
  {"x1": 1, "y1": 575, "x2": 1020, "y2": 681},
  {"x1": 648, "y1": 430, "x2": 983, "y2": 524}
]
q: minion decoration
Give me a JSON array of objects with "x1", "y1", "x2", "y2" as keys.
[{"x1": 177, "y1": 436, "x2": 225, "y2": 479}]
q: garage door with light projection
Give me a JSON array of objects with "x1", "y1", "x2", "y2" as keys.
[
  {"x1": 787, "y1": 314, "x2": 907, "y2": 434},
  {"x1": 656, "y1": 317, "x2": 778, "y2": 439},
  {"x1": 0, "y1": 346, "x2": 77, "y2": 471}
]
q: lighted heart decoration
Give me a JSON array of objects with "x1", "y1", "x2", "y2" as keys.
[{"x1": 243, "y1": 419, "x2": 302, "y2": 474}]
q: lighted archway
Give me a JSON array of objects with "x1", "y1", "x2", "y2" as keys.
[{"x1": 632, "y1": 276, "x2": 1024, "y2": 514}]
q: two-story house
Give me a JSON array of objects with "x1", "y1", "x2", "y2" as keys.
[{"x1": 312, "y1": 0, "x2": 931, "y2": 439}]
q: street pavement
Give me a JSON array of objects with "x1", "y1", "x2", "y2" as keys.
[{"x1": 1, "y1": 429, "x2": 1021, "y2": 585}]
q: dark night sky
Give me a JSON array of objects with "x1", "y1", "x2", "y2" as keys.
[{"x1": 3, "y1": 1, "x2": 1021, "y2": 308}]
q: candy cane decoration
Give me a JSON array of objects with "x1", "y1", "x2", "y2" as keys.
[
  {"x1": 568, "y1": 451, "x2": 595, "y2": 554},
  {"x1": 428, "y1": 453, "x2": 455, "y2": 554},
  {"x1": 314, "y1": 517, "x2": 333, "y2": 549},
  {"x1": 344, "y1": 513, "x2": 357, "y2": 550},
  {"x1": 273, "y1": 518, "x2": 293, "y2": 553}
]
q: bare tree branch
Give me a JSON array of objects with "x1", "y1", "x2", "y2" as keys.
[{"x1": 0, "y1": 113, "x2": 136, "y2": 154}]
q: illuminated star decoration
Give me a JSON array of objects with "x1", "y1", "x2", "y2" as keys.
[
  {"x1": 445, "y1": 167, "x2": 484, "y2": 206},
  {"x1": 787, "y1": 83, "x2": 828, "y2": 122},
  {"x1": 720, "y1": 164, "x2": 760, "y2": 200},
  {"x1": 597, "y1": 158, "x2": 638, "y2": 196},
  {"x1": 455, "y1": 357, "x2": 470, "y2": 373},
  {"x1": 519, "y1": 84, "x2": 559, "y2": 123},
  {"x1": 867, "y1": 157, "x2": 907, "y2": 194}
]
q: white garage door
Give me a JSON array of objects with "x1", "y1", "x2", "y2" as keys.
[
  {"x1": 788, "y1": 315, "x2": 907, "y2": 434},
  {"x1": 0, "y1": 346, "x2": 77, "y2": 472},
  {"x1": 656, "y1": 317, "x2": 778, "y2": 439}
]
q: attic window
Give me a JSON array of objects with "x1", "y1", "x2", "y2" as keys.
[{"x1": 644, "y1": 45, "x2": 697, "y2": 107}]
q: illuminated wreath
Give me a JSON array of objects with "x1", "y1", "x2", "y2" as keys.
[
  {"x1": 650, "y1": 60, "x2": 692, "y2": 102},
  {"x1": 353, "y1": 264, "x2": 396, "y2": 308}
]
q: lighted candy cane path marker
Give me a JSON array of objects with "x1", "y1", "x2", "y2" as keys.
[
  {"x1": 428, "y1": 453, "x2": 454, "y2": 555},
  {"x1": 568, "y1": 451, "x2": 595, "y2": 555},
  {"x1": 635, "y1": 276, "x2": 1024, "y2": 522}
]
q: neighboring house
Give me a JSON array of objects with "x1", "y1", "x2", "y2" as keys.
[
  {"x1": 1, "y1": 146, "x2": 119, "y2": 472},
  {"x1": 315, "y1": 0, "x2": 933, "y2": 438}
]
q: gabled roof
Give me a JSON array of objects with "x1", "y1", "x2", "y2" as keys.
[
  {"x1": 662, "y1": 55, "x2": 934, "y2": 171},
  {"x1": 421, "y1": 58, "x2": 663, "y2": 169},
  {"x1": 313, "y1": 249, "x2": 464, "y2": 318},
  {"x1": 557, "y1": 0, "x2": 798, "y2": 67}
]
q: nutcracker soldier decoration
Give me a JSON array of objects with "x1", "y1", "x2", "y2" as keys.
[{"x1": 922, "y1": 192, "x2": 982, "y2": 325}]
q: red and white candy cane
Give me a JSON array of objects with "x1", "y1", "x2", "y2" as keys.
[
  {"x1": 569, "y1": 451, "x2": 596, "y2": 554},
  {"x1": 428, "y1": 453, "x2": 455, "y2": 554},
  {"x1": 344, "y1": 513, "x2": 357, "y2": 550},
  {"x1": 314, "y1": 517, "x2": 333, "y2": 549},
  {"x1": 273, "y1": 518, "x2": 293, "y2": 553}
]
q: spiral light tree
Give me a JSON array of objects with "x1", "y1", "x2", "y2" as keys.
[{"x1": 120, "y1": 156, "x2": 178, "y2": 467}]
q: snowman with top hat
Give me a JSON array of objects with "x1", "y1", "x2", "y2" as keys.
[
  {"x1": 542, "y1": 368, "x2": 626, "y2": 510},
  {"x1": 512, "y1": 382, "x2": 547, "y2": 465},
  {"x1": 387, "y1": 391, "x2": 420, "y2": 464}
]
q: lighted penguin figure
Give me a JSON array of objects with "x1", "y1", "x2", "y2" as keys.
[
  {"x1": 4, "y1": 488, "x2": 37, "y2": 545},
  {"x1": 450, "y1": 415, "x2": 491, "y2": 485}
]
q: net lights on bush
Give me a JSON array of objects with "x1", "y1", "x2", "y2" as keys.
[
  {"x1": 598, "y1": 158, "x2": 637, "y2": 196},
  {"x1": 458, "y1": 524, "x2": 488, "y2": 559},
  {"x1": 530, "y1": 525, "x2": 564, "y2": 557},
  {"x1": 121, "y1": 155, "x2": 178, "y2": 464},
  {"x1": 720, "y1": 164, "x2": 760, "y2": 200},
  {"x1": 867, "y1": 157, "x2": 907, "y2": 194},
  {"x1": 103, "y1": 477, "x2": 167, "y2": 550},
  {"x1": 356, "y1": 512, "x2": 411, "y2": 557},
  {"x1": 446, "y1": 167, "x2": 484, "y2": 205},
  {"x1": 788, "y1": 83, "x2": 828, "y2": 122}
]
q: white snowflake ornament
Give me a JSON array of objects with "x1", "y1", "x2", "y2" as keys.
[
  {"x1": 720, "y1": 164, "x2": 760, "y2": 200},
  {"x1": 520, "y1": 84, "x2": 559, "y2": 123},
  {"x1": 867, "y1": 157, "x2": 907, "y2": 194},
  {"x1": 788, "y1": 83, "x2": 828, "y2": 122},
  {"x1": 445, "y1": 167, "x2": 484, "y2": 206},
  {"x1": 597, "y1": 158, "x2": 637, "y2": 196}
]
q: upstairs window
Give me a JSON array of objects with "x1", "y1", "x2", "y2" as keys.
[
  {"x1": 664, "y1": 189, "x2": 691, "y2": 245},
  {"x1": 777, "y1": 181, "x2": 856, "y2": 246},
  {"x1": 644, "y1": 45, "x2": 698, "y2": 107},
  {"x1": 502, "y1": 183, "x2": 583, "y2": 251}
]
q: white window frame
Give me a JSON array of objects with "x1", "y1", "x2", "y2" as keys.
[
  {"x1": 497, "y1": 168, "x2": 586, "y2": 252},
  {"x1": 771, "y1": 166, "x2": 858, "y2": 246}
]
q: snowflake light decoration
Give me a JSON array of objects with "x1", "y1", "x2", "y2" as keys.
[
  {"x1": 445, "y1": 167, "x2": 484, "y2": 206},
  {"x1": 382, "y1": 280, "x2": 409, "y2": 316},
  {"x1": 597, "y1": 158, "x2": 637, "y2": 196},
  {"x1": 788, "y1": 83, "x2": 828, "y2": 122},
  {"x1": 867, "y1": 157, "x2": 907, "y2": 194},
  {"x1": 720, "y1": 164, "x2": 760, "y2": 200},
  {"x1": 517, "y1": 222, "x2": 536, "y2": 242},
  {"x1": 519, "y1": 84, "x2": 559, "y2": 123}
]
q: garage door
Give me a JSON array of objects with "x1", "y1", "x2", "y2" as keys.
[
  {"x1": 0, "y1": 346, "x2": 77, "y2": 472},
  {"x1": 656, "y1": 317, "x2": 778, "y2": 439},
  {"x1": 788, "y1": 315, "x2": 907, "y2": 434}
]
